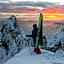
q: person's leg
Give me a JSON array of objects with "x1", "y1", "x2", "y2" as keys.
[
  {"x1": 37, "y1": 40, "x2": 40, "y2": 48},
  {"x1": 34, "y1": 40, "x2": 41, "y2": 54},
  {"x1": 33, "y1": 38, "x2": 36, "y2": 47}
]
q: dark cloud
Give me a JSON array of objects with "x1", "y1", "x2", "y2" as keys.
[
  {"x1": 0, "y1": 1, "x2": 56, "y2": 7},
  {"x1": 0, "y1": 0, "x2": 10, "y2": 1},
  {"x1": 0, "y1": 1, "x2": 63, "y2": 12},
  {"x1": 54, "y1": 22, "x2": 64, "y2": 26},
  {"x1": 0, "y1": 2, "x2": 55, "y2": 10}
]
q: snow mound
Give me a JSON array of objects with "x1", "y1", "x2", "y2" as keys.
[
  {"x1": 55, "y1": 49, "x2": 64, "y2": 58},
  {"x1": 4, "y1": 47, "x2": 64, "y2": 64},
  {"x1": 15, "y1": 47, "x2": 34, "y2": 57}
]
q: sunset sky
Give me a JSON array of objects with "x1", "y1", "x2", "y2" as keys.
[
  {"x1": 0, "y1": 0, "x2": 64, "y2": 21},
  {"x1": 0, "y1": 0, "x2": 64, "y2": 35}
]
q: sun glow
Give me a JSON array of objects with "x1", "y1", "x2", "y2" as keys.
[
  {"x1": 0, "y1": 12, "x2": 64, "y2": 21},
  {"x1": 43, "y1": 13, "x2": 64, "y2": 21},
  {"x1": 45, "y1": 14, "x2": 56, "y2": 18}
]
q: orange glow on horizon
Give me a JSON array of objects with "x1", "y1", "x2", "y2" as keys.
[
  {"x1": 43, "y1": 13, "x2": 64, "y2": 21},
  {"x1": 0, "y1": 12, "x2": 64, "y2": 21}
]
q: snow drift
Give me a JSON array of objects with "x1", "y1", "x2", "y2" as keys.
[{"x1": 4, "y1": 47, "x2": 64, "y2": 64}]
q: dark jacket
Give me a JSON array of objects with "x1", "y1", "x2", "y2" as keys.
[
  {"x1": 26, "y1": 24, "x2": 37, "y2": 39},
  {"x1": 32, "y1": 27, "x2": 37, "y2": 39}
]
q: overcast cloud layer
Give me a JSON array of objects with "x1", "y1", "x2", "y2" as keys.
[{"x1": 0, "y1": 0, "x2": 64, "y2": 13}]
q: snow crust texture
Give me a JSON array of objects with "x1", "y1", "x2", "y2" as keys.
[{"x1": 4, "y1": 47, "x2": 64, "y2": 64}]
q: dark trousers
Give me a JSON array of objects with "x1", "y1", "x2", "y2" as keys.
[
  {"x1": 33, "y1": 38, "x2": 40, "y2": 48},
  {"x1": 33, "y1": 38, "x2": 36, "y2": 47}
]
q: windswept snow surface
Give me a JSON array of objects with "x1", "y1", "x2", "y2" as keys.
[{"x1": 4, "y1": 47, "x2": 64, "y2": 64}]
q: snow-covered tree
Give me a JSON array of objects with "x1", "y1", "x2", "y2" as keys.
[{"x1": 0, "y1": 15, "x2": 33, "y2": 61}]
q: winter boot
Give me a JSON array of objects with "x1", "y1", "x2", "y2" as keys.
[{"x1": 34, "y1": 48, "x2": 41, "y2": 54}]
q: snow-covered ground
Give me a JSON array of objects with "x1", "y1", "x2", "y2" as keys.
[{"x1": 4, "y1": 47, "x2": 64, "y2": 64}]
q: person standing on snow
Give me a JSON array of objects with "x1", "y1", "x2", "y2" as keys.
[
  {"x1": 26, "y1": 24, "x2": 41, "y2": 54},
  {"x1": 32, "y1": 24, "x2": 38, "y2": 47},
  {"x1": 26, "y1": 24, "x2": 37, "y2": 47}
]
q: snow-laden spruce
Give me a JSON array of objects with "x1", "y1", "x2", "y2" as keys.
[
  {"x1": 45, "y1": 28, "x2": 64, "y2": 52},
  {"x1": 0, "y1": 15, "x2": 33, "y2": 64}
]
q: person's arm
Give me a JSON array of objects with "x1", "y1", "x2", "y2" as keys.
[{"x1": 26, "y1": 35, "x2": 32, "y2": 37}]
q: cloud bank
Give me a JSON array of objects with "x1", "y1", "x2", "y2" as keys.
[{"x1": 0, "y1": 1, "x2": 64, "y2": 13}]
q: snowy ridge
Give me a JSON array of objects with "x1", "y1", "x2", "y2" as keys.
[{"x1": 4, "y1": 47, "x2": 64, "y2": 64}]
